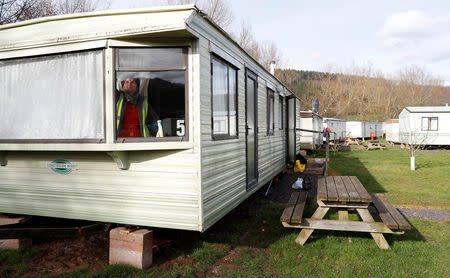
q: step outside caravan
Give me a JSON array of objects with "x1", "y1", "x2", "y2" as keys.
[{"x1": 0, "y1": 5, "x2": 301, "y2": 232}]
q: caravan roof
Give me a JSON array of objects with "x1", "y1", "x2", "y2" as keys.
[{"x1": 404, "y1": 106, "x2": 450, "y2": 113}]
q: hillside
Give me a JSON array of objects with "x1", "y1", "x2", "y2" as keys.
[{"x1": 276, "y1": 69, "x2": 450, "y2": 121}]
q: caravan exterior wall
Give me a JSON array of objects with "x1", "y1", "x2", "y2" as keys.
[
  {"x1": 385, "y1": 119, "x2": 400, "y2": 142},
  {"x1": 346, "y1": 121, "x2": 363, "y2": 138},
  {"x1": 323, "y1": 118, "x2": 346, "y2": 141},
  {"x1": 365, "y1": 122, "x2": 378, "y2": 138},
  {"x1": 346, "y1": 121, "x2": 378, "y2": 138},
  {"x1": 399, "y1": 107, "x2": 450, "y2": 145},
  {"x1": 375, "y1": 122, "x2": 383, "y2": 138},
  {"x1": 0, "y1": 6, "x2": 297, "y2": 232}
]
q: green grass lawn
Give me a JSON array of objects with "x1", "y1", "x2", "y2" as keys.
[{"x1": 313, "y1": 148, "x2": 450, "y2": 209}]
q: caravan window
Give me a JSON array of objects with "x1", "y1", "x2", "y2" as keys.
[
  {"x1": 279, "y1": 96, "x2": 284, "y2": 130},
  {"x1": 422, "y1": 117, "x2": 438, "y2": 131},
  {"x1": 0, "y1": 50, "x2": 104, "y2": 141},
  {"x1": 115, "y1": 48, "x2": 188, "y2": 141},
  {"x1": 211, "y1": 55, "x2": 238, "y2": 139},
  {"x1": 267, "y1": 88, "x2": 274, "y2": 135}
]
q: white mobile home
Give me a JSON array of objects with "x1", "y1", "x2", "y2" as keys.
[
  {"x1": 385, "y1": 119, "x2": 400, "y2": 143},
  {"x1": 323, "y1": 118, "x2": 346, "y2": 141},
  {"x1": 299, "y1": 111, "x2": 323, "y2": 149},
  {"x1": 346, "y1": 121, "x2": 363, "y2": 138},
  {"x1": 0, "y1": 6, "x2": 300, "y2": 232},
  {"x1": 364, "y1": 122, "x2": 380, "y2": 138},
  {"x1": 399, "y1": 106, "x2": 450, "y2": 146},
  {"x1": 374, "y1": 122, "x2": 383, "y2": 138},
  {"x1": 346, "y1": 121, "x2": 374, "y2": 139}
]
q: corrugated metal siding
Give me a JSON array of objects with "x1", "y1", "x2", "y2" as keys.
[
  {"x1": 0, "y1": 150, "x2": 200, "y2": 230},
  {"x1": 189, "y1": 16, "x2": 289, "y2": 231}
]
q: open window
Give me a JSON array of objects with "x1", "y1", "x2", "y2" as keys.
[
  {"x1": 0, "y1": 50, "x2": 104, "y2": 142},
  {"x1": 114, "y1": 47, "x2": 188, "y2": 142}
]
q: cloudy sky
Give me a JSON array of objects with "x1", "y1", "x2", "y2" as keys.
[{"x1": 109, "y1": 0, "x2": 450, "y2": 85}]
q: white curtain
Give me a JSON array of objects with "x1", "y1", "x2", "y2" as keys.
[
  {"x1": 0, "y1": 51, "x2": 104, "y2": 140},
  {"x1": 212, "y1": 59, "x2": 229, "y2": 134}
]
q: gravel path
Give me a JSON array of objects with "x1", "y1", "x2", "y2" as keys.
[
  {"x1": 396, "y1": 207, "x2": 450, "y2": 222},
  {"x1": 268, "y1": 173, "x2": 450, "y2": 222}
]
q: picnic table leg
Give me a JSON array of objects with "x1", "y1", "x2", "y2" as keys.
[
  {"x1": 295, "y1": 206, "x2": 329, "y2": 246},
  {"x1": 356, "y1": 208, "x2": 390, "y2": 250},
  {"x1": 338, "y1": 210, "x2": 349, "y2": 221}
]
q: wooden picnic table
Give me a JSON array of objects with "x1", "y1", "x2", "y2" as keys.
[{"x1": 281, "y1": 176, "x2": 410, "y2": 249}]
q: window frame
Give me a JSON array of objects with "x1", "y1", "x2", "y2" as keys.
[
  {"x1": 279, "y1": 95, "x2": 284, "y2": 130},
  {"x1": 211, "y1": 54, "x2": 239, "y2": 140},
  {"x1": 267, "y1": 88, "x2": 275, "y2": 136},
  {"x1": 0, "y1": 49, "x2": 106, "y2": 144},
  {"x1": 113, "y1": 46, "x2": 189, "y2": 143},
  {"x1": 421, "y1": 116, "x2": 438, "y2": 131}
]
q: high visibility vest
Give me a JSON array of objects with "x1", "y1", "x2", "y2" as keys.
[{"x1": 116, "y1": 94, "x2": 150, "y2": 138}]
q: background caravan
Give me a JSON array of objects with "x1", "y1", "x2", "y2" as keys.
[
  {"x1": 0, "y1": 6, "x2": 300, "y2": 232},
  {"x1": 323, "y1": 118, "x2": 346, "y2": 141},
  {"x1": 399, "y1": 106, "x2": 450, "y2": 146},
  {"x1": 299, "y1": 111, "x2": 323, "y2": 149}
]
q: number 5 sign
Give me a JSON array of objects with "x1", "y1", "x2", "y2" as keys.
[{"x1": 176, "y1": 120, "x2": 185, "y2": 136}]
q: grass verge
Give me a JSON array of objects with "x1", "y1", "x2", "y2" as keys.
[{"x1": 310, "y1": 148, "x2": 450, "y2": 208}]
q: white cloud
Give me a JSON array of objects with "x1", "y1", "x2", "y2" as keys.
[
  {"x1": 376, "y1": 10, "x2": 450, "y2": 78},
  {"x1": 377, "y1": 10, "x2": 450, "y2": 48}
]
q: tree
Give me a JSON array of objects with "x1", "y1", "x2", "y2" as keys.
[
  {"x1": 277, "y1": 66, "x2": 445, "y2": 121},
  {"x1": 163, "y1": 0, "x2": 233, "y2": 30},
  {"x1": 55, "y1": 0, "x2": 109, "y2": 14},
  {"x1": 1, "y1": 0, "x2": 47, "y2": 24},
  {"x1": 399, "y1": 118, "x2": 431, "y2": 171},
  {"x1": 0, "y1": 0, "x2": 109, "y2": 25}
]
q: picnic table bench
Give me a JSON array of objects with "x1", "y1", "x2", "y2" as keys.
[{"x1": 281, "y1": 176, "x2": 410, "y2": 249}]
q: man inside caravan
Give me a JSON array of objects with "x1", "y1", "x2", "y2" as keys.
[{"x1": 116, "y1": 77, "x2": 157, "y2": 138}]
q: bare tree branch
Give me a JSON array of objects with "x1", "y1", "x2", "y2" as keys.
[{"x1": 0, "y1": 0, "x2": 110, "y2": 25}]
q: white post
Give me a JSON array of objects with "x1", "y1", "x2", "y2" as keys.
[
  {"x1": 409, "y1": 130, "x2": 415, "y2": 170},
  {"x1": 410, "y1": 156, "x2": 415, "y2": 171}
]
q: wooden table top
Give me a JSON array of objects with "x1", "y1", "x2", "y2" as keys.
[{"x1": 317, "y1": 176, "x2": 372, "y2": 203}]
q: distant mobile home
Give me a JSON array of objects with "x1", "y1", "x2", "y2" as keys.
[
  {"x1": 374, "y1": 122, "x2": 383, "y2": 138},
  {"x1": 299, "y1": 111, "x2": 323, "y2": 149},
  {"x1": 346, "y1": 121, "x2": 380, "y2": 139},
  {"x1": 323, "y1": 118, "x2": 346, "y2": 141},
  {"x1": 0, "y1": 6, "x2": 301, "y2": 232},
  {"x1": 399, "y1": 106, "x2": 450, "y2": 146},
  {"x1": 385, "y1": 119, "x2": 400, "y2": 143}
]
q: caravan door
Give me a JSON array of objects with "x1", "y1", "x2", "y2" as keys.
[
  {"x1": 245, "y1": 69, "x2": 258, "y2": 190},
  {"x1": 286, "y1": 96, "x2": 296, "y2": 163}
]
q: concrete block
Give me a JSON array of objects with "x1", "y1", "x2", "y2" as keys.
[
  {"x1": 0, "y1": 238, "x2": 32, "y2": 250},
  {"x1": 109, "y1": 227, "x2": 153, "y2": 269}
]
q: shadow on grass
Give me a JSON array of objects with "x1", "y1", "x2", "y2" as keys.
[{"x1": 152, "y1": 185, "x2": 425, "y2": 268}]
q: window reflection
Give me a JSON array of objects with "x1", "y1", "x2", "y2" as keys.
[{"x1": 115, "y1": 48, "x2": 187, "y2": 140}]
